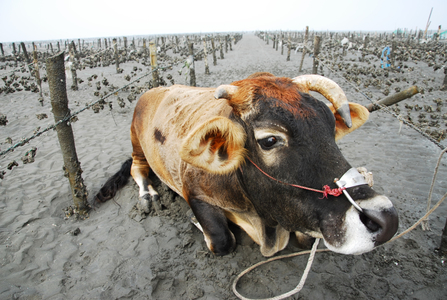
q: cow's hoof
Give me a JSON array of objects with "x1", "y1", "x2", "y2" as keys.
[{"x1": 137, "y1": 193, "x2": 161, "y2": 214}]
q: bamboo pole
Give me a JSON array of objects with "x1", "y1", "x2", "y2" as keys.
[
  {"x1": 149, "y1": 40, "x2": 159, "y2": 87},
  {"x1": 312, "y1": 36, "x2": 321, "y2": 74},
  {"x1": 424, "y1": 7, "x2": 433, "y2": 39},
  {"x1": 46, "y1": 52, "x2": 89, "y2": 214},
  {"x1": 299, "y1": 26, "x2": 309, "y2": 72},
  {"x1": 365, "y1": 86, "x2": 420, "y2": 112}
]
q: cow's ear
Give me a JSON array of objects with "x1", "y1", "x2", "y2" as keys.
[
  {"x1": 180, "y1": 116, "x2": 247, "y2": 174},
  {"x1": 215, "y1": 85, "x2": 253, "y2": 118},
  {"x1": 327, "y1": 102, "x2": 369, "y2": 141}
]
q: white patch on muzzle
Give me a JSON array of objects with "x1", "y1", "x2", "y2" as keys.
[{"x1": 323, "y1": 195, "x2": 394, "y2": 255}]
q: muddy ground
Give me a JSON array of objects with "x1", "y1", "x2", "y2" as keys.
[{"x1": 0, "y1": 33, "x2": 446, "y2": 299}]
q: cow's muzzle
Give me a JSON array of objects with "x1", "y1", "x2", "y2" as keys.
[{"x1": 335, "y1": 167, "x2": 399, "y2": 247}]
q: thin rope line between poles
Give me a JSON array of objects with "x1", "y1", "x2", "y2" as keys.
[
  {"x1": 315, "y1": 56, "x2": 445, "y2": 150},
  {"x1": 0, "y1": 68, "x2": 160, "y2": 157}
]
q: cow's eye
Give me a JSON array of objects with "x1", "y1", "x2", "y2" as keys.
[{"x1": 258, "y1": 136, "x2": 278, "y2": 150}]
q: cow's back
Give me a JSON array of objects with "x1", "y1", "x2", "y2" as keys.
[{"x1": 131, "y1": 85, "x2": 233, "y2": 195}]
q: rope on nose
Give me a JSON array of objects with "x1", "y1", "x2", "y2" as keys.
[{"x1": 246, "y1": 157, "x2": 346, "y2": 199}]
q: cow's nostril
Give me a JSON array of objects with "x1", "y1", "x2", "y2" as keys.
[
  {"x1": 360, "y1": 207, "x2": 399, "y2": 246},
  {"x1": 360, "y1": 213, "x2": 380, "y2": 232}
]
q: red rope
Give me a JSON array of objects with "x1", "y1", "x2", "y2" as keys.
[{"x1": 246, "y1": 157, "x2": 345, "y2": 199}]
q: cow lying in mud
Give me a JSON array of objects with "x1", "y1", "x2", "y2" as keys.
[{"x1": 96, "y1": 73, "x2": 398, "y2": 257}]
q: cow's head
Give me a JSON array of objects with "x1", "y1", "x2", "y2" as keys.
[{"x1": 180, "y1": 73, "x2": 398, "y2": 255}]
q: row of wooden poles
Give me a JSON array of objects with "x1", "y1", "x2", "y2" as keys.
[
  {"x1": 259, "y1": 28, "x2": 447, "y2": 91},
  {"x1": 53, "y1": 34, "x2": 240, "y2": 91},
  {"x1": 259, "y1": 28, "x2": 409, "y2": 72},
  {"x1": 32, "y1": 34, "x2": 241, "y2": 214}
]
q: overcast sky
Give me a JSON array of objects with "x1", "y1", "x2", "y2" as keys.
[{"x1": 0, "y1": 0, "x2": 445, "y2": 43}]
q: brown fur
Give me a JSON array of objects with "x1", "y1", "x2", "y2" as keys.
[
  {"x1": 229, "y1": 76, "x2": 315, "y2": 119},
  {"x1": 105, "y1": 74, "x2": 372, "y2": 257}
]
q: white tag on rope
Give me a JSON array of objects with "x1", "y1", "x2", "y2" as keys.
[{"x1": 335, "y1": 168, "x2": 366, "y2": 213}]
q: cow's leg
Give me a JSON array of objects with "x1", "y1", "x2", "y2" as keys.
[
  {"x1": 294, "y1": 231, "x2": 315, "y2": 250},
  {"x1": 130, "y1": 140, "x2": 160, "y2": 214},
  {"x1": 225, "y1": 211, "x2": 290, "y2": 257},
  {"x1": 189, "y1": 198, "x2": 236, "y2": 256}
]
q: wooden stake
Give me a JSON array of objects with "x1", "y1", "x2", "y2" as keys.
[
  {"x1": 203, "y1": 38, "x2": 210, "y2": 75},
  {"x1": 46, "y1": 52, "x2": 89, "y2": 214},
  {"x1": 149, "y1": 40, "x2": 159, "y2": 87},
  {"x1": 33, "y1": 45, "x2": 44, "y2": 105},
  {"x1": 440, "y1": 218, "x2": 447, "y2": 254},
  {"x1": 12, "y1": 42, "x2": 17, "y2": 67},
  {"x1": 219, "y1": 38, "x2": 224, "y2": 59},
  {"x1": 299, "y1": 26, "x2": 309, "y2": 72},
  {"x1": 439, "y1": 67, "x2": 447, "y2": 91},
  {"x1": 113, "y1": 38, "x2": 120, "y2": 73},
  {"x1": 188, "y1": 43, "x2": 196, "y2": 87},
  {"x1": 211, "y1": 37, "x2": 217, "y2": 66},
  {"x1": 69, "y1": 41, "x2": 78, "y2": 91},
  {"x1": 281, "y1": 33, "x2": 284, "y2": 55},
  {"x1": 287, "y1": 34, "x2": 291, "y2": 61},
  {"x1": 20, "y1": 42, "x2": 31, "y2": 64},
  {"x1": 390, "y1": 40, "x2": 396, "y2": 67},
  {"x1": 361, "y1": 34, "x2": 369, "y2": 61},
  {"x1": 365, "y1": 86, "x2": 420, "y2": 112},
  {"x1": 312, "y1": 36, "x2": 321, "y2": 74},
  {"x1": 143, "y1": 38, "x2": 148, "y2": 57}
]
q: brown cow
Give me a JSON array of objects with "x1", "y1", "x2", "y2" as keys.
[{"x1": 97, "y1": 73, "x2": 398, "y2": 257}]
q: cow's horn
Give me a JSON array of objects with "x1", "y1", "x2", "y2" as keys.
[
  {"x1": 293, "y1": 75, "x2": 352, "y2": 128},
  {"x1": 214, "y1": 85, "x2": 239, "y2": 100}
]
